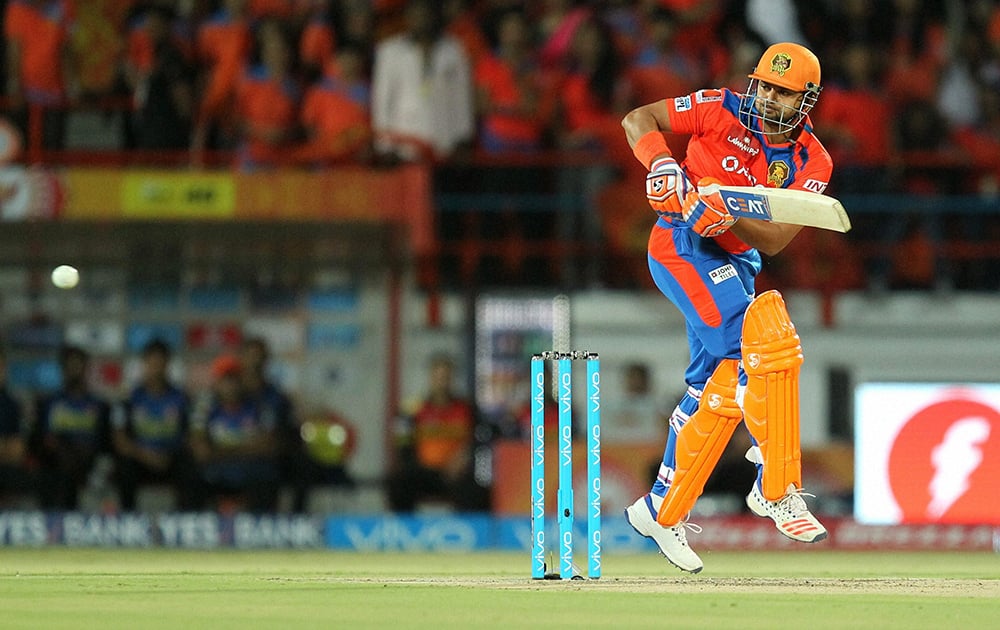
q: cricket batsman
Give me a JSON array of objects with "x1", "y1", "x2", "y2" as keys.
[{"x1": 621, "y1": 42, "x2": 832, "y2": 573}]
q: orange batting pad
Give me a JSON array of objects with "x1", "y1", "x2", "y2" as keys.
[
  {"x1": 741, "y1": 290, "x2": 804, "y2": 501},
  {"x1": 657, "y1": 359, "x2": 743, "y2": 526}
]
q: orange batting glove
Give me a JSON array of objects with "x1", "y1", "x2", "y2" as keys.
[
  {"x1": 682, "y1": 177, "x2": 737, "y2": 237},
  {"x1": 645, "y1": 157, "x2": 691, "y2": 220}
]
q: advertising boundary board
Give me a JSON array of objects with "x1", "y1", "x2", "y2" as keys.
[{"x1": 0, "y1": 512, "x2": 996, "y2": 552}]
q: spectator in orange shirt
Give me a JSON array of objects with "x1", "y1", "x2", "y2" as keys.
[
  {"x1": 233, "y1": 19, "x2": 302, "y2": 168},
  {"x1": 954, "y1": 86, "x2": 1000, "y2": 187},
  {"x1": 386, "y1": 353, "x2": 487, "y2": 513},
  {"x1": 293, "y1": 44, "x2": 371, "y2": 166},
  {"x1": 557, "y1": 16, "x2": 632, "y2": 157},
  {"x1": 474, "y1": 8, "x2": 548, "y2": 154},
  {"x1": 299, "y1": 0, "x2": 335, "y2": 81},
  {"x1": 445, "y1": 0, "x2": 490, "y2": 70},
  {"x1": 555, "y1": 16, "x2": 633, "y2": 285},
  {"x1": 194, "y1": 0, "x2": 253, "y2": 152},
  {"x1": 812, "y1": 43, "x2": 893, "y2": 194},
  {"x1": 3, "y1": 0, "x2": 78, "y2": 150},
  {"x1": 629, "y1": 8, "x2": 702, "y2": 106}
]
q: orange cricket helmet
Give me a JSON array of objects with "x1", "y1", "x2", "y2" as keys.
[
  {"x1": 739, "y1": 42, "x2": 823, "y2": 136},
  {"x1": 748, "y1": 42, "x2": 822, "y2": 93}
]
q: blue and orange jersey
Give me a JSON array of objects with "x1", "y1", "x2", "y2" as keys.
[
  {"x1": 664, "y1": 88, "x2": 834, "y2": 253},
  {"x1": 114, "y1": 385, "x2": 189, "y2": 453}
]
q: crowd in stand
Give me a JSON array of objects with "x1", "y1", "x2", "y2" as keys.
[
  {"x1": 3, "y1": 0, "x2": 998, "y2": 183},
  {"x1": 4, "y1": 0, "x2": 999, "y2": 292}
]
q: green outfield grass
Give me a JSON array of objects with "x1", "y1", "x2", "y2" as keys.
[{"x1": 1, "y1": 549, "x2": 998, "y2": 629}]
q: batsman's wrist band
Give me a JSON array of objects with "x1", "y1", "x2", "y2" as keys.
[{"x1": 633, "y1": 130, "x2": 672, "y2": 170}]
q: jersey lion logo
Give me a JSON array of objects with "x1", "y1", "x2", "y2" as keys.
[
  {"x1": 770, "y1": 52, "x2": 792, "y2": 77},
  {"x1": 768, "y1": 161, "x2": 790, "y2": 187}
]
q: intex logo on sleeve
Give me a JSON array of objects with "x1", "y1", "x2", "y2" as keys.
[
  {"x1": 802, "y1": 178, "x2": 828, "y2": 193},
  {"x1": 673, "y1": 96, "x2": 692, "y2": 112},
  {"x1": 709, "y1": 264, "x2": 737, "y2": 284}
]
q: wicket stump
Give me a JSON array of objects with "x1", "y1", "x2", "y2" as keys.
[{"x1": 530, "y1": 351, "x2": 601, "y2": 580}]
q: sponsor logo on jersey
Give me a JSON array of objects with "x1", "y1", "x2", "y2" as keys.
[
  {"x1": 802, "y1": 178, "x2": 828, "y2": 193},
  {"x1": 768, "y1": 160, "x2": 790, "y2": 187},
  {"x1": 721, "y1": 156, "x2": 759, "y2": 186},
  {"x1": 709, "y1": 263, "x2": 737, "y2": 285},
  {"x1": 770, "y1": 52, "x2": 792, "y2": 77},
  {"x1": 695, "y1": 89, "x2": 723, "y2": 103},
  {"x1": 673, "y1": 96, "x2": 692, "y2": 112},
  {"x1": 726, "y1": 125, "x2": 760, "y2": 156}
]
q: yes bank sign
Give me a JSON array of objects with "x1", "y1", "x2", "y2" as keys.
[{"x1": 854, "y1": 383, "x2": 1000, "y2": 525}]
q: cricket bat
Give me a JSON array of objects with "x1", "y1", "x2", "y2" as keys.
[{"x1": 717, "y1": 186, "x2": 852, "y2": 233}]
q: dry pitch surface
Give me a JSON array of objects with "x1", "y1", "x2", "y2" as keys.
[{"x1": 318, "y1": 574, "x2": 1000, "y2": 597}]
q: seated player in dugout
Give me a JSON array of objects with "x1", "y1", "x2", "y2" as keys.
[
  {"x1": 386, "y1": 353, "x2": 488, "y2": 513},
  {"x1": 30, "y1": 345, "x2": 112, "y2": 510},
  {"x1": 112, "y1": 339, "x2": 193, "y2": 511},
  {"x1": 0, "y1": 347, "x2": 38, "y2": 507},
  {"x1": 187, "y1": 355, "x2": 282, "y2": 513},
  {"x1": 620, "y1": 43, "x2": 831, "y2": 573}
]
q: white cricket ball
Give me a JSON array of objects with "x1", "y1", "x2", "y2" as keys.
[{"x1": 51, "y1": 265, "x2": 79, "y2": 289}]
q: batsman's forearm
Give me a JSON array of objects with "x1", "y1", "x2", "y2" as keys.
[{"x1": 729, "y1": 219, "x2": 802, "y2": 256}]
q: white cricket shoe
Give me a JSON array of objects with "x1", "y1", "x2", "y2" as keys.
[
  {"x1": 746, "y1": 483, "x2": 828, "y2": 543},
  {"x1": 624, "y1": 494, "x2": 703, "y2": 574}
]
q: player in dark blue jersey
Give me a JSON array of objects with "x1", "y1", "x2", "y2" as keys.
[
  {"x1": 30, "y1": 345, "x2": 111, "y2": 510},
  {"x1": 112, "y1": 339, "x2": 192, "y2": 511},
  {"x1": 188, "y1": 355, "x2": 282, "y2": 512},
  {"x1": 0, "y1": 347, "x2": 38, "y2": 506}
]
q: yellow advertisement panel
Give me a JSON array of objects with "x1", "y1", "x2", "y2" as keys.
[
  {"x1": 58, "y1": 165, "x2": 433, "y2": 253},
  {"x1": 122, "y1": 172, "x2": 235, "y2": 218}
]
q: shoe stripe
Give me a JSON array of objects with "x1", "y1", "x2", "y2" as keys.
[
  {"x1": 787, "y1": 526, "x2": 817, "y2": 536},
  {"x1": 784, "y1": 521, "x2": 816, "y2": 530},
  {"x1": 786, "y1": 523, "x2": 821, "y2": 536},
  {"x1": 782, "y1": 519, "x2": 817, "y2": 530}
]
